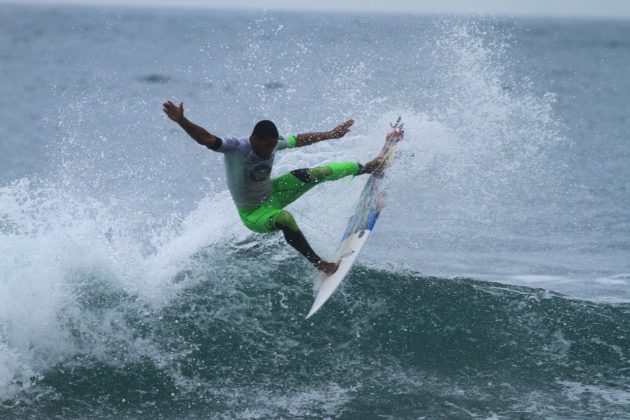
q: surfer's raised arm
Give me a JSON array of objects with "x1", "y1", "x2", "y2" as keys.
[
  {"x1": 163, "y1": 100, "x2": 221, "y2": 150},
  {"x1": 294, "y1": 119, "x2": 354, "y2": 147}
]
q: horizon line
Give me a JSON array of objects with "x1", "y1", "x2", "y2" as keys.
[{"x1": 2, "y1": 0, "x2": 630, "y2": 20}]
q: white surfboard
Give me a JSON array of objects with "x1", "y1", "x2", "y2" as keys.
[{"x1": 306, "y1": 119, "x2": 404, "y2": 318}]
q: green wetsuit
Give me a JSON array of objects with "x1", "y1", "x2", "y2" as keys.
[{"x1": 238, "y1": 161, "x2": 360, "y2": 233}]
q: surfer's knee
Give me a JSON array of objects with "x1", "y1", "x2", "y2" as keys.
[
  {"x1": 291, "y1": 164, "x2": 358, "y2": 184},
  {"x1": 274, "y1": 210, "x2": 299, "y2": 232},
  {"x1": 290, "y1": 167, "x2": 332, "y2": 184}
]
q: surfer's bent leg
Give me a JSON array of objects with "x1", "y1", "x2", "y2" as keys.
[
  {"x1": 267, "y1": 162, "x2": 361, "y2": 210},
  {"x1": 274, "y1": 210, "x2": 322, "y2": 266},
  {"x1": 237, "y1": 205, "x2": 322, "y2": 265}
]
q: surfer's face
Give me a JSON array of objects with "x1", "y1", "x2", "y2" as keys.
[{"x1": 251, "y1": 135, "x2": 278, "y2": 158}]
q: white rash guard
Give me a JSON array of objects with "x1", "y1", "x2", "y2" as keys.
[{"x1": 214, "y1": 135, "x2": 296, "y2": 208}]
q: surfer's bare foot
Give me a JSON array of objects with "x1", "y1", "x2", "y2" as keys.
[
  {"x1": 362, "y1": 155, "x2": 387, "y2": 176},
  {"x1": 316, "y1": 260, "x2": 340, "y2": 276}
]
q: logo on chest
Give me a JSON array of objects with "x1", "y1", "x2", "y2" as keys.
[{"x1": 250, "y1": 163, "x2": 272, "y2": 182}]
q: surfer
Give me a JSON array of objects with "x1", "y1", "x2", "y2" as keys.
[{"x1": 163, "y1": 101, "x2": 386, "y2": 275}]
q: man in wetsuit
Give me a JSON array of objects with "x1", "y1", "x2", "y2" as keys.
[{"x1": 163, "y1": 100, "x2": 385, "y2": 275}]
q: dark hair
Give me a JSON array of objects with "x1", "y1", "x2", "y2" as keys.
[{"x1": 252, "y1": 120, "x2": 279, "y2": 140}]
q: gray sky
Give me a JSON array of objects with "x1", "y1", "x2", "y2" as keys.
[{"x1": 4, "y1": 0, "x2": 630, "y2": 19}]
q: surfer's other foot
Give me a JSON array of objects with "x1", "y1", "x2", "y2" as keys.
[
  {"x1": 362, "y1": 155, "x2": 386, "y2": 176},
  {"x1": 316, "y1": 260, "x2": 340, "y2": 276}
]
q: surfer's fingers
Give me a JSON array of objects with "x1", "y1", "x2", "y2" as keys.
[
  {"x1": 331, "y1": 120, "x2": 353, "y2": 138},
  {"x1": 337, "y1": 119, "x2": 352, "y2": 129}
]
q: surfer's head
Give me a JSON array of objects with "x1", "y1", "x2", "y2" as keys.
[{"x1": 250, "y1": 120, "x2": 279, "y2": 158}]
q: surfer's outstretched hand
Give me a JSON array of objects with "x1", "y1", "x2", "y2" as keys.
[
  {"x1": 329, "y1": 119, "x2": 354, "y2": 139},
  {"x1": 163, "y1": 100, "x2": 184, "y2": 123},
  {"x1": 386, "y1": 128, "x2": 403, "y2": 142}
]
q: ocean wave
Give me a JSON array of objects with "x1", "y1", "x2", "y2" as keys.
[{"x1": 1, "y1": 234, "x2": 629, "y2": 417}]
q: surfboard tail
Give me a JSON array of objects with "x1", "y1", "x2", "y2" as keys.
[{"x1": 305, "y1": 229, "x2": 372, "y2": 319}]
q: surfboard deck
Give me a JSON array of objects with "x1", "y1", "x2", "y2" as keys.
[{"x1": 306, "y1": 119, "x2": 405, "y2": 319}]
